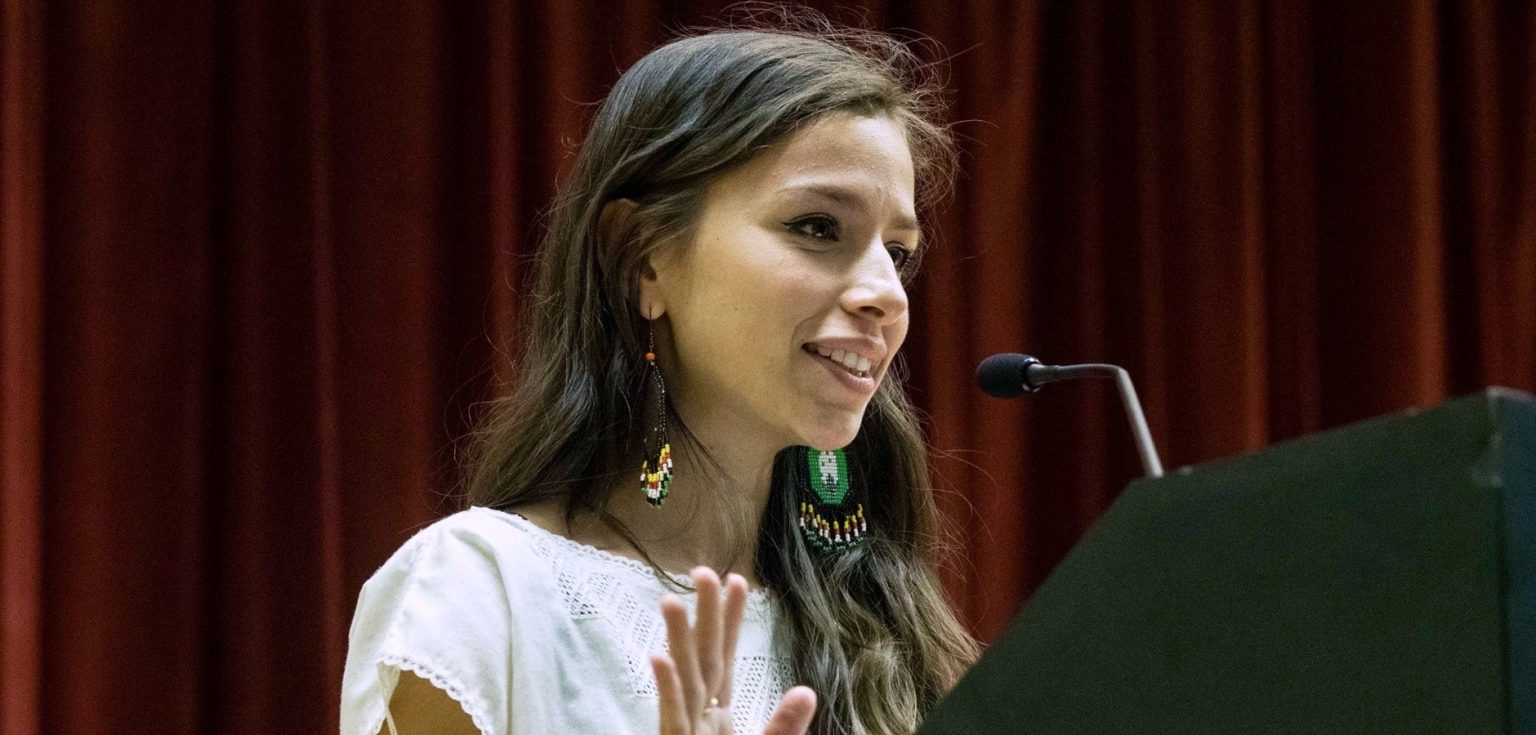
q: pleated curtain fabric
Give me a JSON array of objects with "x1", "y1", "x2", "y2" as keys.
[{"x1": 1, "y1": 1, "x2": 1533, "y2": 732}]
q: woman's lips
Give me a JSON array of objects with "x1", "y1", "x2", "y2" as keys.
[{"x1": 808, "y1": 350, "x2": 877, "y2": 394}]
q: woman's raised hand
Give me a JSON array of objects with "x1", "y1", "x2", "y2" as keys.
[{"x1": 651, "y1": 568, "x2": 817, "y2": 735}]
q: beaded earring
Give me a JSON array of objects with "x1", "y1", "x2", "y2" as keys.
[
  {"x1": 639, "y1": 320, "x2": 673, "y2": 507},
  {"x1": 792, "y1": 446, "x2": 867, "y2": 551}
]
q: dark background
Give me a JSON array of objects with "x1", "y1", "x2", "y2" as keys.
[{"x1": 2, "y1": 0, "x2": 1533, "y2": 732}]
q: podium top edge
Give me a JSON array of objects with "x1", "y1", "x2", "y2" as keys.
[{"x1": 1149, "y1": 386, "x2": 1535, "y2": 481}]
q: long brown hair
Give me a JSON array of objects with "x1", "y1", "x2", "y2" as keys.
[{"x1": 465, "y1": 14, "x2": 978, "y2": 734}]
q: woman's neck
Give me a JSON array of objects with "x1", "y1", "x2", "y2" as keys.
[
  {"x1": 600, "y1": 432, "x2": 777, "y2": 584},
  {"x1": 511, "y1": 418, "x2": 782, "y2": 587}
]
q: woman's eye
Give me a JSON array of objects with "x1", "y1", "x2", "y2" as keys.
[
  {"x1": 786, "y1": 215, "x2": 839, "y2": 241},
  {"x1": 786, "y1": 216, "x2": 916, "y2": 271}
]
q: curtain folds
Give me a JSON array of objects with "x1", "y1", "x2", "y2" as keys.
[
  {"x1": 2, "y1": 2, "x2": 45, "y2": 733},
  {"x1": 1, "y1": 1, "x2": 1532, "y2": 732}
]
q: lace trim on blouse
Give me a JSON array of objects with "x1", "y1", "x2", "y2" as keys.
[
  {"x1": 377, "y1": 653, "x2": 496, "y2": 735},
  {"x1": 488, "y1": 509, "x2": 792, "y2": 732},
  {"x1": 494, "y1": 509, "x2": 776, "y2": 622}
]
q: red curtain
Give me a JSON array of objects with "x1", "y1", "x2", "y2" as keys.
[{"x1": 2, "y1": 1, "x2": 1532, "y2": 732}]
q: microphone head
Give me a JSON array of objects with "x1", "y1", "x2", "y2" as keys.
[{"x1": 976, "y1": 353, "x2": 1042, "y2": 398}]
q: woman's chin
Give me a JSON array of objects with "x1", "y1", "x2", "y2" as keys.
[{"x1": 795, "y1": 419, "x2": 862, "y2": 452}]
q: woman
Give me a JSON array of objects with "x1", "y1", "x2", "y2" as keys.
[{"x1": 341, "y1": 17, "x2": 978, "y2": 735}]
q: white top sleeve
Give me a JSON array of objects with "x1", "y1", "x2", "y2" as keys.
[
  {"x1": 339, "y1": 507, "x2": 792, "y2": 735},
  {"x1": 340, "y1": 511, "x2": 523, "y2": 735}
]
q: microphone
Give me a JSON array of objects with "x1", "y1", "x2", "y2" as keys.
[{"x1": 976, "y1": 353, "x2": 1165, "y2": 478}]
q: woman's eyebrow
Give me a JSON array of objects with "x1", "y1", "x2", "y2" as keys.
[{"x1": 776, "y1": 183, "x2": 920, "y2": 232}]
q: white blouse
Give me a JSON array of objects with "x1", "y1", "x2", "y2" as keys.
[{"x1": 340, "y1": 506, "x2": 794, "y2": 735}]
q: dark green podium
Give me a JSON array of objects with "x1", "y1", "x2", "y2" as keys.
[{"x1": 919, "y1": 389, "x2": 1535, "y2": 734}]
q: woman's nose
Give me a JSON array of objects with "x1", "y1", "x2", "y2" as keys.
[{"x1": 841, "y1": 240, "x2": 909, "y2": 324}]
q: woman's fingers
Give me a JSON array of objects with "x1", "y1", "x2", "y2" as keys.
[
  {"x1": 716, "y1": 573, "x2": 749, "y2": 707},
  {"x1": 762, "y1": 686, "x2": 817, "y2": 735},
  {"x1": 651, "y1": 653, "x2": 688, "y2": 735},
  {"x1": 655, "y1": 567, "x2": 760, "y2": 733},
  {"x1": 692, "y1": 568, "x2": 724, "y2": 695},
  {"x1": 661, "y1": 594, "x2": 705, "y2": 722}
]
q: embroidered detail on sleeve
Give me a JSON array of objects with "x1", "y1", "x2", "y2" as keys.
[{"x1": 377, "y1": 653, "x2": 496, "y2": 735}]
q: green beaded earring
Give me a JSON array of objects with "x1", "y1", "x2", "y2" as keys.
[{"x1": 794, "y1": 446, "x2": 867, "y2": 551}]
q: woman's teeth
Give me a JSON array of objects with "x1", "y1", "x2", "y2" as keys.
[{"x1": 808, "y1": 344, "x2": 872, "y2": 378}]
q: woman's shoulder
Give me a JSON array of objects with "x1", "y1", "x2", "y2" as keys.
[
  {"x1": 358, "y1": 506, "x2": 559, "y2": 604},
  {"x1": 409, "y1": 504, "x2": 543, "y2": 553}
]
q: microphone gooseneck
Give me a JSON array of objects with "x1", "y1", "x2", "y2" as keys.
[{"x1": 975, "y1": 353, "x2": 1165, "y2": 478}]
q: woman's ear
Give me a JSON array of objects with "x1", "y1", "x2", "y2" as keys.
[
  {"x1": 598, "y1": 198, "x2": 640, "y2": 262},
  {"x1": 637, "y1": 268, "x2": 666, "y2": 321},
  {"x1": 600, "y1": 198, "x2": 666, "y2": 319}
]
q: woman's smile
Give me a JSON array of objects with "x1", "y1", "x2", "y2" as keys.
[{"x1": 802, "y1": 343, "x2": 879, "y2": 396}]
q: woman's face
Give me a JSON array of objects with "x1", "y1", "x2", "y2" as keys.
[{"x1": 645, "y1": 111, "x2": 918, "y2": 452}]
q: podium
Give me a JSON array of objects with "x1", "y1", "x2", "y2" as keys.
[{"x1": 919, "y1": 388, "x2": 1535, "y2": 733}]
